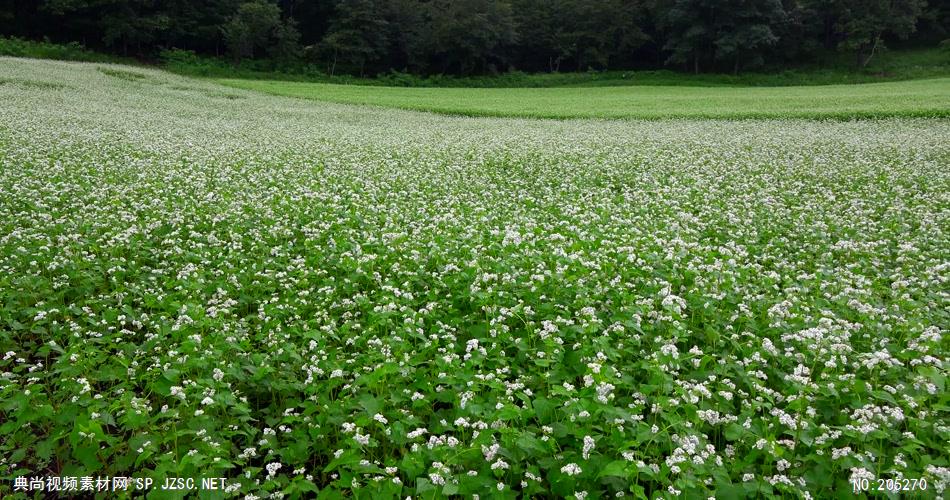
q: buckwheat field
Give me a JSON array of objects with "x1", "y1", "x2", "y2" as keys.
[{"x1": 1, "y1": 58, "x2": 948, "y2": 499}]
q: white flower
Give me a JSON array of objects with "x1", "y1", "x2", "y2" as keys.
[
  {"x1": 582, "y1": 435, "x2": 595, "y2": 459},
  {"x1": 407, "y1": 428, "x2": 427, "y2": 439},
  {"x1": 561, "y1": 463, "x2": 582, "y2": 476},
  {"x1": 170, "y1": 386, "x2": 185, "y2": 400}
]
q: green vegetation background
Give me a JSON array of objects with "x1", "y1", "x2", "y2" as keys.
[{"x1": 2, "y1": 36, "x2": 950, "y2": 90}]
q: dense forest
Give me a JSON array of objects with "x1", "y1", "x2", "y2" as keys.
[{"x1": 1, "y1": 0, "x2": 947, "y2": 76}]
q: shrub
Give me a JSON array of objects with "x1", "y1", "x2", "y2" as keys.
[{"x1": 0, "y1": 37, "x2": 135, "y2": 64}]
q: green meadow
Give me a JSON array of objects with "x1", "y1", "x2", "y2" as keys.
[{"x1": 219, "y1": 76, "x2": 950, "y2": 120}]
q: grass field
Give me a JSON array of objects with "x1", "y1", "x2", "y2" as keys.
[
  {"x1": 1, "y1": 58, "x2": 949, "y2": 499},
  {"x1": 220, "y1": 76, "x2": 950, "y2": 120}
]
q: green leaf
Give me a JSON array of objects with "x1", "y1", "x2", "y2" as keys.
[
  {"x1": 74, "y1": 444, "x2": 103, "y2": 471},
  {"x1": 724, "y1": 423, "x2": 744, "y2": 441},
  {"x1": 598, "y1": 460, "x2": 629, "y2": 479},
  {"x1": 323, "y1": 451, "x2": 360, "y2": 473},
  {"x1": 415, "y1": 478, "x2": 435, "y2": 494}
]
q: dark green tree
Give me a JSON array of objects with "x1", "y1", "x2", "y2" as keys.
[
  {"x1": 383, "y1": 0, "x2": 428, "y2": 72},
  {"x1": 659, "y1": 0, "x2": 785, "y2": 73},
  {"x1": 574, "y1": 0, "x2": 649, "y2": 70},
  {"x1": 769, "y1": 0, "x2": 823, "y2": 64},
  {"x1": 0, "y1": 0, "x2": 942, "y2": 75},
  {"x1": 817, "y1": 0, "x2": 927, "y2": 67},
  {"x1": 658, "y1": 0, "x2": 717, "y2": 73},
  {"x1": 713, "y1": 0, "x2": 785, "y2": 73},
  {"x1": 222, "y1": 0, "x2": 300, "y2": 62},
  {"x1": 916, "y1": 0, "x2": 950, "y2": 43},
  {"x1": 269, "y1": 17, "x2": 301, "y2": 62},
  {"x1": 100, "y1": 1, "x2": 169, "y2": 55},
  {"x1": 40, "y1": 0, "x2": 170, "y2": 55},
  {"x1": 425, "y1": 0, "x2": 518, "y2": 74},
  {"x1": 513, "y1": 0, "x2": 648, "y2": 72},
  {"x1": 162, "y1": 0, "x2": 241, "y2": 55},
  {"x1": 320, "y1": 0, "x2": 389, "y2": 76}
]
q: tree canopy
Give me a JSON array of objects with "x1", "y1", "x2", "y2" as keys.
[{"x1": 0, "y1": 0, "x2": 942, "y2": 75}]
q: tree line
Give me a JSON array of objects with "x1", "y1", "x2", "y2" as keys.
[{"x1": 1, "y1": 0, "x2": 946, "y2": 76}]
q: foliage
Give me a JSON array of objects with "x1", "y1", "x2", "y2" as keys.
[
  {"x1": 512, "y1": 0, "x2": 649, "y2": 72},
  {"x1": 820, "y1": 0, "x2": 928, "y2": 67},
  {"x1": 5, "y1": 35, "x2": 949, "y2": 87},
  {"x1": 424, "y1": 0, "x2": 518, "y2": 75},
  {"x1": 659, "y1": 0, "x2": 785, "y2": 73},
  {"x1": 712, "y1": 0, "x2": 785, "y2": 73},
  {"x1": 0, "y1": 36, "x2": 128, "y2": 63},
  {"x1": 187, "y1": 45, "x2": 950, "y2": 87},
  {"x1": 221, "y1": 0, "x2": 299, "y2": 63},
  {"x1": 0, "y1": 0, "x2": 945, "y2": 76},
  {"x1": 320, "y1": 0, "x2": 391, "y2": 76}
]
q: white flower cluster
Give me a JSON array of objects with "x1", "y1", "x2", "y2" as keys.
[{"x1": 0, "y1": 57, "x2": 946, "y2": 500}]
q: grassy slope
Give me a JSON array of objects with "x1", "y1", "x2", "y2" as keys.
[{"x1": 219, "y1": 77, "x2": 950, "y2": 120}]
